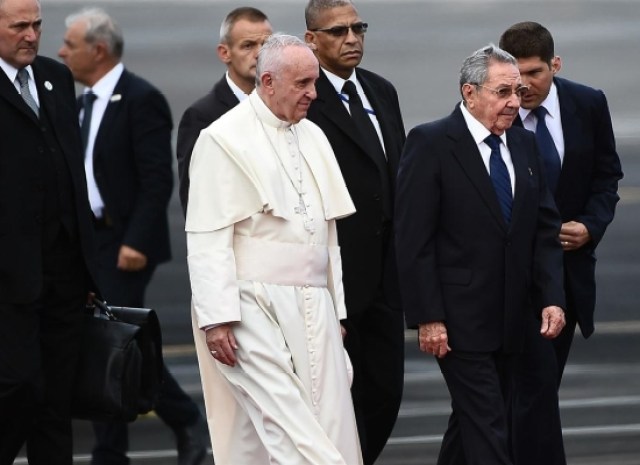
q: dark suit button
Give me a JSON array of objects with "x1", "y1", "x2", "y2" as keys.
[
  {"x1": 40, "y1": 126, "x2": 46, "y2": 132},
  {"x1": 375, "y1": 229, "x2": 382, "y2": 236},
  {"x1": 372, "y1": 194, "x2": 381, "y2": 201},
  {"x1": 37, "y1": 146, "x2": 44, "y2": 153}
]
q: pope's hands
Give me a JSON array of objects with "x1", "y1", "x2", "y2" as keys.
[{"x1": 206, "y1": 324, "x2": 239, "y2": 367}]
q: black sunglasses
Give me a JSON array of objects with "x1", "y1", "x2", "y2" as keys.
[{"x1": 310, "y1": 22, "x2": 368, "y2": 37}]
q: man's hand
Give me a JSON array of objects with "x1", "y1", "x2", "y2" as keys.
[
  {"x1": 418, "y1": 321, "x2": 451, "y2": 359},
  {"x1": 117, "y1": 245, "x2": 148, "y2": 271},
  {"x1": 205, "y1": 323, "x2": 239, "y2": 367},
  {"x1": 540, "y1": 306, "x2": 566, "y2": 339},
  {"x1": 559, "y1": 221, "x2": 590, "y2": 251}
]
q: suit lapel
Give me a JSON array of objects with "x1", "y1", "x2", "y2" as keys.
[
  {"x1": 358, "y1": 71, "x2": 395, "y2": 162},
  {"x1": 93, "y1": 70, "x2": 128, "y2": 153},
  {"x1": 315, "y1": 71, "x2": 371, "y2": 156},
  {"x1": 448, "y1": 107, "x2": 508, "y2": 229},
  {"x1": 0, "y1": 63, "x2": 40, "y2": 124},
  {"x1": 555, "y1": 77, "x2": 581, "y2": 197},
  {"x1": 507, "y1": 130, "x2": 533, "y2": 228},
  {"x1": 214, "y1": 76, "x2": 240, "y2": 111}
]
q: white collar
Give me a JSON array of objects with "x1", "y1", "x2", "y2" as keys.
[
  {"x1": 0, "y1": 58, "x2": 34, "y2": 85},
  {"x1": 459, "y1": 101, "x2": 507, "y2": 146},
  {"x1": 85, "y1": 62, "x2": 124, "y2": 100}
]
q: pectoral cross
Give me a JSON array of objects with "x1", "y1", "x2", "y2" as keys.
[{"x1": 294, "y1": 194, "x2": 315, "y2": 234}]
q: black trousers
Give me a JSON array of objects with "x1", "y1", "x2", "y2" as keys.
[
  {"x1": 342, "y1": 299, "x2": 405, "y2": 465},
  {"x1": 90, "y1": 228, "x2": 201, "y2": 465},
  {"x1": 511, "y1": 312, "x2": 566, "y2": 465},
  {"x1": 436, "y1": 349, "x2": 515, "y2": 465},
  {"x1": 0, "y1": 232, "x2": 87, "y2": 465}
]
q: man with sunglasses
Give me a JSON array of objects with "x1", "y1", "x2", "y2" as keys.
[
  {"x1": 395, "y1": 44, "x2": 566, "y2": 465},
  {"x1": 304, "y1": 1, "x2": 406, "y2": 463},
  {"x1": 500, "y1": 22, "x2": 623, "y2": 465}
]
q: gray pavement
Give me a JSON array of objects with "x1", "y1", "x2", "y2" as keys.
[{"x1": 17, "y1": 0, "x2": 640, "y2": 463}]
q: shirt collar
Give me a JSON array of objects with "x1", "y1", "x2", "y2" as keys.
[
  {"x1": 86, "y1": 62, "x2": 124, "y2": 100},
  {"x1": 519, "y1": 81, "x2": 559, "y2": 122},
  {"x1": 225, "y1": 71, "x2": 250, "y2": 102},
  {"x1": 321, "y1": 67, "x2": 358, "y2": 95},
  {"x1": 459, "y1": 101, "x2": 507, "y2": 146},
  {"x1": 0, "y1": 58, "x2": 34, "y2": 85}
]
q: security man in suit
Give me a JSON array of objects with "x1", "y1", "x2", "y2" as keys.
[
  {"x1": 304, "y1": 1, "x2": 406, "y2": 463},
  {"x1": 177, "y1": 6, "x2": 272, "y2": 214},
  {"x1": 0, "y1": 0, "x2": 98, "y2": 463},
  {"x1": 58, "y1": 8, "x2": 207, "y2": 465},
  {"x1": 395, "y1": 44, "x2": 566, "y2": 465},
  {"x1": 499, "y1": 21, "x2": 623, "y2": 465}
]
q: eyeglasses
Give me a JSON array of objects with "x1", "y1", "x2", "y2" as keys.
[
  {"x1": 310, "y1": 22, "x2": 368, "y2": 37},
  {"x1": 475, "y1": 84, "x2": 529, "y2": 99}
]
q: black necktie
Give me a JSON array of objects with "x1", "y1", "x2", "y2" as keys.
[
  {"x1": 81, "y1": 91, "x2": 97, "y2": 153},
  {"x1": 532, "y1": 105, "x2": 561, "y2": 193},
  {"x1": 485, "y1": 134, "x2": 512, "y2": 224},
  {"x1": 342, "y1": 80, "x2": 391, "y2": 217}
]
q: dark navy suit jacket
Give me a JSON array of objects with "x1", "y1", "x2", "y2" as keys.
[
  {"x1": 516, "y1": 76, "x2": 622, "y2": 338},
  {"x1": 396, "y1": 105, "x2": 565, "y2": 353}
]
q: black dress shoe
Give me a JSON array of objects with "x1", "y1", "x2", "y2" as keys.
[{"x1": 175, "y1": 416, "x2": 210, "y2": 465}]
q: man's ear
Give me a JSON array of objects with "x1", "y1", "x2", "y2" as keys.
[
  {"x1": 304, "y1": 31, "x2": 317, "y2": 51},
  {"x1": 260, "y1": 72, "x2": 274, "y2": 92},
  {"x1": 550, "y1": 56, "x2": 562, "y2": 75},
  {"x1": 217, "y1": 43, "x2": 231, "y2": 64}
]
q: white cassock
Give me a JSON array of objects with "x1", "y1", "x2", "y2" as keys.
[{"x1": 186, "y1": 91, "x2": 363, "y2": 465}]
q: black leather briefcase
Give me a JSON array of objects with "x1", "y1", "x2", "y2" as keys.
[{"x1": 71, "y1": 299, "x2": 164, "y2": 422}]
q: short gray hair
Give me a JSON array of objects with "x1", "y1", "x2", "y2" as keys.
[
  {"x1": 65, "y1": 7, "x2": 124, "y2": 59},
  {"x1": 305, "y1": 0, "x2": 354, "y2": 29},
  {"x1": 459, "y1": 43, "x2": 516, "y2": 92},
  {"x1": 255, "y1": 34, "x2": 311, "y2": 86}
]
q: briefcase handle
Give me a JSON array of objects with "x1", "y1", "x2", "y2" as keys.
[{"x1": 89, "y1": 297, "x2": 116, "y2": 320}]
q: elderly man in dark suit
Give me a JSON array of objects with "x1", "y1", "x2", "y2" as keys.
[
  {"x1": 177, "y1": 6, "x2": 272, "y2": 214},
  {"x1": 0, "y1": 0, "x2": 98, "y2": 463},
  {"x1": 303, "y1": 1, "x2": 406, "y2": 463},
  {"x1": 395, "y1": 44, "x2": 566, "y2": 465},
  {"x1": 499, "y1": 21, "x2": 623, "y2": 465},
  {"x1": 58, "y1": 8, "x2": 206, "y2": 465}
]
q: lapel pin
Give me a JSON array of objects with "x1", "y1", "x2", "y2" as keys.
[
  {"x1": 528, "y1": 167, "x2": 533, "y2": 176},
  {"x1": 110, "y1": 94, "x2": 122, "y2": 102},
  {"x1": 44, "y1": 81, "x2": 53, "y2": 91}
]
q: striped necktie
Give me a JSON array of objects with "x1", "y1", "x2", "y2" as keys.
[
  {"x1": 16, "y1": 68, "x2": 39, "y2": 117},
  {"x1": 485, "y1": 134, "x2": 512, "y2": 224}
]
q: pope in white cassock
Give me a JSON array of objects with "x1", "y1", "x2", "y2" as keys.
[{"x1": 185, "y1": 34, "x2": 363, "y2": 465}]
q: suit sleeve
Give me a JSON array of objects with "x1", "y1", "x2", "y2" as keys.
[
  {"x1": 532, "y1": 139, "x2": 566, "y2": 312},
  {"x1": 123, "y1": 87, "x2": 174, "y2": 256},
  {"x1": 177, "y1": 105, "x2": 211, "y2": 215},
  {"x1": 394, "y1": 125, "x2": 446, "y2": 328},
  {"x1": 576, "y1": 90, "x2": 623, "y2": 247}
]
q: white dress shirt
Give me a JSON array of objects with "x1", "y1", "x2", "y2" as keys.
[
  {"x1": 519, "y1": 82, "x2": 565, "y2": 164},
  {"x1": 321, "y1": 67, "x2": 387, "y2": 155},
  {"x1": 81, "y1": 62, "x2": 125, "y2": 218},
  {"x1": 460, "y1": 102, "x2": 515, "y2": 195},
  {"x1": 0, "y1": 58, "x2": 40, "y2": 108}
]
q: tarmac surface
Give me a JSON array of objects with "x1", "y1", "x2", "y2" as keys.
[{"x1": 16, "y1": 1, "x2": 640, "y2": 463}]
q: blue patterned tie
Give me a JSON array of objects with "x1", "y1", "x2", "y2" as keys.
[
  {"x1": 485, "y1": 134, "x2": 512, "y2": 224},
  {"x1": 532, "y1": 105, "x2": 561, "y2": 193}
]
